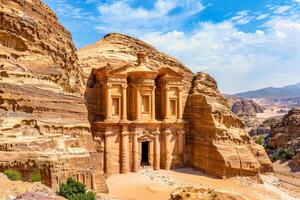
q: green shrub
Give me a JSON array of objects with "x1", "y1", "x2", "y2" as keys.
[
  {"x1": 4, "y1": 169, "x2": 22, "y2": 181},
  {"x1": 278, "y1": 148, "x2": 295, "y2": 160},
  {"x1": 254, "y1": 135, "x2": 265, "y2": 146},
  {"x1": 270, "y1": 148, "x2": 296, "y2": 161},
  {"x1": 31, "y1": 169, "x2": 41, "y2": 182},
  {"x1": 58, "y1": 177, "x2": 95, "y2": 200},
  {"x1": 68, "y1": 192, "x2": 96, "y2": 200}
]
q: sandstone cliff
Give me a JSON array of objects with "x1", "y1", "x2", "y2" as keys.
[
  {"x1": 0, "y1": 0, "x2": 89, "y2": 136},
  {"x1": 0, "y1": 0, "x2": 107, "y2": 193},
  {"x1": 78, "y1": 33, "x2": 194, "y2": 124},
  {"x1": 185, "y1": 73, "x2": 273, "y2": 178},
  {"x1": 269, "y1": 109, "x2": 300, "y2": 150}
]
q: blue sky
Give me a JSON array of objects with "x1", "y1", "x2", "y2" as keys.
[{"x1": 44, "y1": 0, "x2": 300, "y2": 94}]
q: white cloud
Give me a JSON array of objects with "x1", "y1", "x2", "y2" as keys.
[
  {"x1": 231, "y1": 10, "x2": 256, "y2": 25},
  {"x1": 272, "y1": 5, "x2": 292, "y2": 14},
  {"x1": 54, "y1": 0, "x2": 95, "y2": 20},
  {"x1": 256, "y1": 13, "x2": 269, "y2": 20},
  {"x1": 92, "y1": 0, "x2": 300, "y2": 93},
  {"x1": 96, "y1": 0, "x2": 205, "y2": 34},
  {"x1": 141, "y1": 15, "x2": 300, "y2": 93},
  {"x1": 294, "y1": 0, "x2": 300, "y2": 4}
]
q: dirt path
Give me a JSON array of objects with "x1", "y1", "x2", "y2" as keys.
[{"x1": 106, "y1": 167, "x2": 299, "y2": 200}]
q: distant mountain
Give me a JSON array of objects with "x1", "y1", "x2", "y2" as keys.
[{"x1": 235, "y1": 82, "x2": 300, "y2": 99}]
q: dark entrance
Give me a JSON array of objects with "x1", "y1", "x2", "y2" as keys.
[{"x1": 141, "y1": 141, "x2": 149, "y2": 165}]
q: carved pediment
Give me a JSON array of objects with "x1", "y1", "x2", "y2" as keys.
[
  {"x1": 158, "y1": 67, "x2": 184, "y2": 79},
  {"x1": 137, "y1": 132, "x2": 155, "y2": 141}
]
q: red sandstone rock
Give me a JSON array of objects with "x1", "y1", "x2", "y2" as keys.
[
  {"x1": 185, "y1": 72, "x2": 273, "y2": 178},
  {"x1": 0, "y1": 0, "x2": 107, "y2": 193},
  {"x1": 269, "y1": 109, "x2": 300, "y2": 149}
]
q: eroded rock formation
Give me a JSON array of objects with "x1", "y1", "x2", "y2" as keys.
[
  {"x1": 269, "y1": 109, "x2": 300, "y2": 150},
  {"x1": 0, "y1": 0, "x2": 107, "y2": 193},
  {"x1": 227, "y1": 96, "x2": 264, "y2": 116},
  {"x1": 185, "y1": 73, "x2": 273, "y2": 178},
  {"x1": 226, "y1": 95, "x2": 265, "y2": 134}
]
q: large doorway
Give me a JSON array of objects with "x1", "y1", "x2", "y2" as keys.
[{"x1": 141, "y1": 141, "x2": 149, "y2": 165}]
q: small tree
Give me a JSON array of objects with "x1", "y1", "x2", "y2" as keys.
[
  {"x1": 4, "y1": 169, "x2": 22, "y2": 181},
  {"x1": 58, "y1": 177, "x2": 95, "y2": 200}
]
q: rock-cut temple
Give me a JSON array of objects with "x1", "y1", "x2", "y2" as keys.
[{"x1": 92, "y1": 52, "x2": 186, "y2": 174}]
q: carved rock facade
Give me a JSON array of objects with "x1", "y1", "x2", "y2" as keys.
[{"x1": 79, "y1": 34, "x2": 273, "y2": 178}]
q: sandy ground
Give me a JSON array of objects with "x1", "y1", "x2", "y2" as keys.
[
  {"x1": 272, "y1": 161, "x2": 300, "y2": 197},
  {"x1": 107, "y1": 167, "x2": 300, "y2": 200}
]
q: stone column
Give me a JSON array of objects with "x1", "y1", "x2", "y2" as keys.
[
  {"x1": 106, "y1": 83, "x2": 112, "y2": 121},
  {"x1": 104, "y1": 131, "x2": 112, "y2": 175},
  {"x1": 132, "y1": 132, "x2": 139, "y2": 172},
  {"x1": 120, "y1": 128, "x2": 129, "y2": 173},
  {"x1": 136, "y1": 86, "x2": 141, "y2": 121},
  {"x1": 151, "y1": 86, "x2": 156, "y2": 121},
  {"x1": 153, "y1": 129, "x2": 160, "y2": 170},
  {"x1": 177, "y1": 129, "x2": 185, "y2": 165},
  {"x1": 163, "y1": 129, "x2": 172, "y2": 170},
  {"x1": 121, "y1": 84, "x2": 128, "y2": 121},
  {"x1": 164, "y1": 86, "x2": 170, "y2": 121},
  {"x1": 177, "y1": 87, "x2": 183, "y2": 122},
  {"x1": 91, "y1": 173, "x2": 94, "y2": 190}
]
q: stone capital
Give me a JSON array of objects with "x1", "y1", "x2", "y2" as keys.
[
  {"x1": 121, "y1": 131, "x2": 129, "y2": 136},
  {"x1": 121, "y1": 83, "x2": 128, "y2": 89},
  {"x1": 177, "y1": 129, "x2": 185, "y2": 135},
  {"x1": 162, "y1": 129, "x2": 172, "y2": 136},
  {"x1": 152, "y1": 130, "x2": 160, "y2": 136},
  {"x1": 105, "y1": 83, "x2": 113, "y2": 89},
  {"x1": 103, "y1": 131, "x2": 113, "y2": 137}
]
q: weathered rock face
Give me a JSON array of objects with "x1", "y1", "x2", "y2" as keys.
[
  {"x1": 269, "y1": 109, "x2": 300, "y2": 150},
  {"x1": 78, "y1": 33, "x2": 194, "y2": 124},
  {"x1": 0, "y1": 0, "x2": 88, "y2": 134},
  {"x1": 185, "y1": 73, "x2": 273, "y2": 178},
  {"x1": 226, "y1": 95, "x2": 264, "y2": 134},
  {"x1": 0, "y1": 0, "x2": 84, "y2": 92},
  {"x1": 229, "y1": 98, "x2": 264, "y2": 116},
  {"x1": 0, "y1": 0, "x2": 107, "y2": 193}
]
